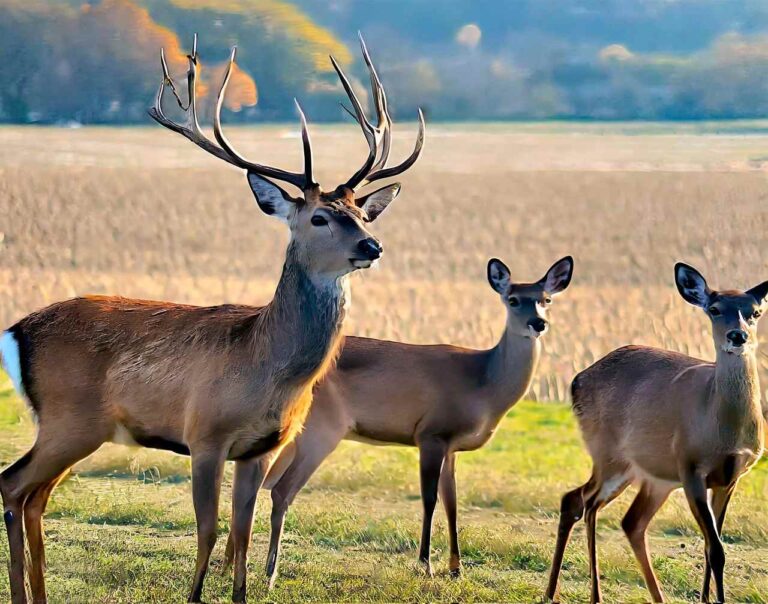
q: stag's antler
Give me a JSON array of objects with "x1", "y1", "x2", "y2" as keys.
[
  {"x1": 150, "y1": 34, "x2": 424, "y2": 193},
  {"x1": 332, "y1": 33, "x2": 426, "y2": 190},
  {"x1": 149, "y1": 35, "x2": 315, "y2": 190}
]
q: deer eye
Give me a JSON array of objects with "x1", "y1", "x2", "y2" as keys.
[
  {"x1": 544, "y1": 297, "x2": 553, "y2": 305},
  {"x1": 753, "y1": 310, "x2": 762, "y2": 320},
  {"x1": 311, "y1": 215, "x2": 328, "y2": 227},
  {"x1": 708, "y1": 306, "x2": 721, "y2": 316},
  {"x1": 509, "y1": 296, "x2": 520, "y2": 307}
]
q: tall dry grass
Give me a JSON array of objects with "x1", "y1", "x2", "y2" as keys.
[{"x1": 2, "y1": 124, "x2": 768, "y2": 400}]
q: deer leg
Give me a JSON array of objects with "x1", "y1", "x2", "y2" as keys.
[
  {"x1": 1, "y1": 451, "x2": 35, "y2": 604},
  {"x1": 584, "y1": 491, "x2": 602, "y2": 604},
  {"x1": 188, "y1": 448, "x2": 227, "y2": 603},
  {"x1": 585, "y1": 475, "x2": 630, "y2": 604},
  {"x1": 230, "y1": 457, "x2": 268, "y2": 603},
  {"x1": 701, "y1": 485, "x2": 734, "y2": 602},
  {"x1": 223, "y1": 450, "x2": 278, "y2": 572},
  {"x1": 223, "y1": 531, "x2": 234, "y2": 573},
  {"x1": 24, "y1": 472, "x2": 68, "y2": 604},
  {"x1": 264, "y1": 429, "x2": 344, "y2": 588},
  {"x1": 417, "y1": 438, "x2": 447, "y2": 577},
  {"x1": 682, "y1": 470, "x2": 725, "y2": 603},
  {"x1": 1, "y1": 432, "x2": 104, "y2": 604},
  {"x1": 265, "y1": 489, "x2": 288, "y2": 590},
  {"x1": 621, "y1": 482, "x2": 670, "y2": 603},
  {"x1": 546, "y1": 475, "x2": 595, "y2": 602},
  {"x1": 438, "y1": 452, "x2": 461, "y2": 577}
]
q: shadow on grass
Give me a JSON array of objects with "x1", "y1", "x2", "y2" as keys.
[{"x1": 76, "y1": 468, "x2": 190, "y2": 485}]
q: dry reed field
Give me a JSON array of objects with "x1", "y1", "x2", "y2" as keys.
[
  {"x1": 2, "y1": 123, "x2": 768, "y2": 601},
  {"x1": 2, "y1": 123, "x2": 768, "y2": 399}
]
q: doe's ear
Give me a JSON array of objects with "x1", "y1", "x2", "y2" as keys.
[
  {"x1": 355, "y1": 183, "x2": 401, "y2": 222},
  {"x1": 675, "y1": 262, "x2": 711, "y2": 308},
  {"x1": 747, "y1": 280, "x2": 768, "y2": 307},
  {"x1": 247, "y1": 172, "x2": 296, "y2": 223},
  {"x1": 541, "y1": 256, "x2": 574, "y2": 296},
  {"x1": 487, "y1": 258, "x2": 512, "y2": 294}
]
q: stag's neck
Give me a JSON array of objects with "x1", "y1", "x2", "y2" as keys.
[
  {"x1": 483, "y1": 323, "x2": 541, "y2": 416},
  {"x1": 713, "y1": 347, "x2": 762, "y2": 440},
  {"x1": 261, "y1": 243, "x2": 349, "y2": 386}
]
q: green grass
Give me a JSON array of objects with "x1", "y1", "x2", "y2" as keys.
[{"x1": 0, "y1": 373, "x2": 766, "y2": 602}]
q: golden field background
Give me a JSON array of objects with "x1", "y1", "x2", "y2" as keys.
[{"x1": 2, "y1": 123, "x2": 768, "y2": 400}]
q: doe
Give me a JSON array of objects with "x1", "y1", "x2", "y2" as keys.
[
  {"x1": 546, "y1": 262, "x2": 767, "y2": 603},
  {"x1": 224, "y1": 255, "x2": 574, "y2": 584}
]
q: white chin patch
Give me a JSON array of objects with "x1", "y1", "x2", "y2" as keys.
[
  {"x1": 351, "y1": 259, "x2": 375, "y2": 269},
  {"x1": 722, "y1": 344, "x2": 745, "y2": 356},
  {"x1": 527, "y1": 325, "x2": 542, "y2": 339}
]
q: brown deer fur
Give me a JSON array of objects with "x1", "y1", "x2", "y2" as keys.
[
  {"x1": 221, "y1": 256, "x2": 575, "y2": 585},
  {"x1": 0, "y1": 33, "x2": 424, "y2": 604}
]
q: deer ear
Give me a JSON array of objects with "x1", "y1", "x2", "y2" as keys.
[
  {"x1": 675, "y1": 262, "x2": 711, "y2": 308},
  {"x1": 487, "y1": 258, "x2": 511, "y2": 294},
  {"x1": 247, "y1": 172, "x2": 295, "y2": 222},
  {"x1": 355, "y1": 183, "x2": 401, "y2": 222},
  {"x1": 541, "y1": 256, "x2": 574, "y2": 295},
  {"x1": 747, "y1": 280, "x2": 768, "y2": 307}
]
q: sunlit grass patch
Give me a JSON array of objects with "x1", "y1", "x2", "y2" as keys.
[{"x1": 0, "y1": 368, "x2": 767, "y2": 602}]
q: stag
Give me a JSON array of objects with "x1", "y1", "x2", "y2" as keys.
[{"x1": 0, "y1": 34, "x2": 424, "y2": 604}]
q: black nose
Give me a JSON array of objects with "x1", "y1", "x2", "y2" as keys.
[
  {"x1": 357, "y1": 238, "x2": 382, "y2": 260},
  {"x1": 528, "y1": 317, "x2": 548, "y2": 333},
  {"x1": 726, "y1": 329, "x2": 748, "y2": 346}
]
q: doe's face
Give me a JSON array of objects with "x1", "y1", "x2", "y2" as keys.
[
  {"x1": 675, "y1": 263, "x2": 768, "y2": 356},
  {"x1": 248, "y1": 173, "x2": 402, "y2": 279},
  {"x1": 487, "y1": 256, "x2": 574, "y2": 339}
]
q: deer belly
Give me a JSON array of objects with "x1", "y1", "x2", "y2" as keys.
[
  {"x1": 350, "y1": 413, "x2": 419, "y2": 446},
  {"x1": 454, "y1": 427, "x2": 497, "y2": 451},
  {"x1": 228, "y1": 430, "x2": 284, "y2": 460},
  {"x1": 346, "y1": 432, "x2": 407, "y2": 447},
  {"x1": 108, "y1": 420, "x2": 190, "y2": 456},
  {"x1": 628, "y1": 451, "x2": 681, "y2": 485}
]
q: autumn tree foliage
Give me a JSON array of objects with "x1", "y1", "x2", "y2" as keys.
[
  {"x1": 0, "y1": 0, "x2": 346, "y2": 123},
  {"x1": 143, "y1": 0, "x2": 354, "y2": 119},
  {"x1": 61, "y1": 1, "x2": 191, "y2": 122}
]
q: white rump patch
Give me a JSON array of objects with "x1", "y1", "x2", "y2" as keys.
[{"x1": 0, "y1": 330, "x2": 25, "y2": 397}]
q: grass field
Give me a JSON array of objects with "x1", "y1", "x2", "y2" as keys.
[
  {"x1": 0, "y1": 374, "x2": 767, "y2": 603},
  {"x1": 1, "y1": 123, "x2": 768, "y2": 601}
]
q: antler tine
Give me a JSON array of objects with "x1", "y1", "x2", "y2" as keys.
[
  {"x1": 160, "y1": 48, "x2": 188, "y2": 111},
  {"x1": 339, "y1": 103, "x2": 358, "y2": 121},
  {"x1": 330, "y1": 54, "x2": 381, "y2": 190},
  {"x1": 150, "y1": 36, "x2": 313, "y2": 189},
  {"x1": 212, "y1": 47, "x2": 309, "y2": 189},
  {"x1": 335, "y1": 38, "x2": 424, "y2": 189},
  {"x1": 294, "y1": 98, "x2": 316, "y2": 187},
  {"x1": 365, "y1": 107, "x2": 426, "y2": 184},
  {"x1": 149, "y1": 39, "x2": 241, "y2": 167},
  {"x1": 358, "y1": 33, "x2": 392, "y2": 172}
]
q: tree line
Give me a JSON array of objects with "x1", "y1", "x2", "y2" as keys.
[{"x1": 3, "y1": 0, "x2": 768, "y2": 124}]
